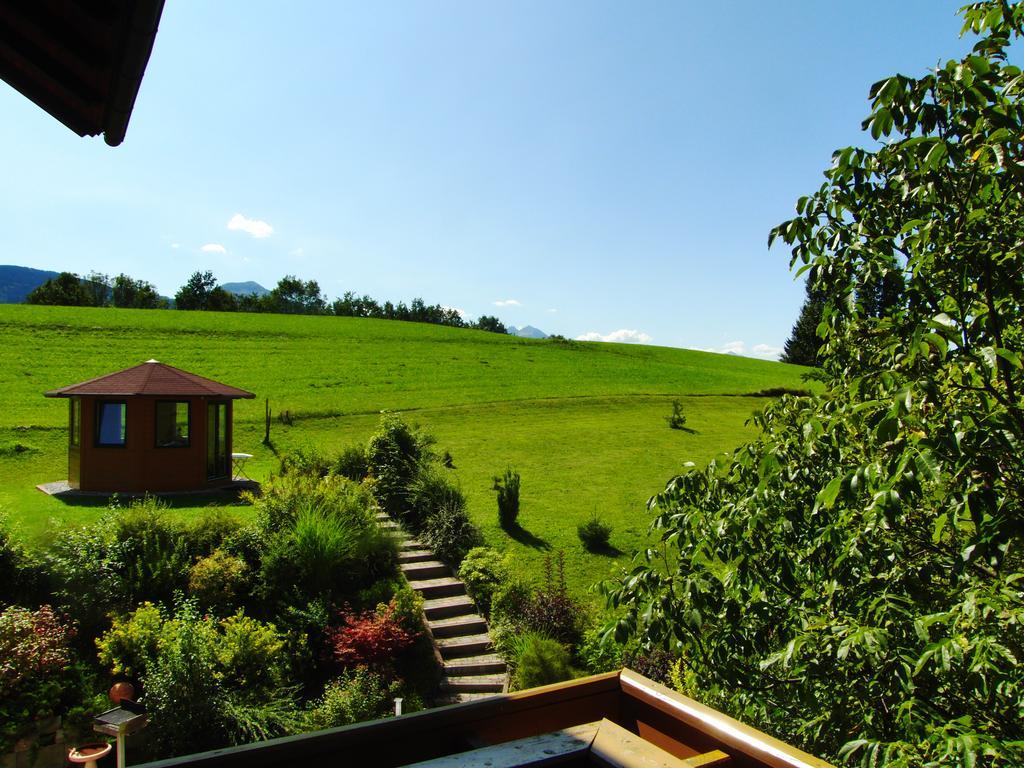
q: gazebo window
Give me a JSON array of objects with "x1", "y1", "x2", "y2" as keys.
[
  {"x1": 96, "y1": 401, "x2": 127, "y2": 447},
  {"x1": 69, "y1": 397, "x2": 81, "y2": 446},
  {"x1": 155, "y1": 401, "x2": 189, "y2": 447}
]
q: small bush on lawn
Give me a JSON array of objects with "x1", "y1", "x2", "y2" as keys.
[
  {"x1": 326, "y1": 601, "x2": 419, "y2": 671},
  {"x1": 576, "y1": 515, "x2": 612, "y2": 551},
  {"x1": 189, "y1": 549, "x2": 250, "y2": 614},
  {"x1": 458, "y1": 547, "x2": 509, "y2": 617},
  {"x1": 510, "y1": 632, "x2": 576, "y2": 691},
  {"x1": 492, "y1": 467, "x2": 520, "y2": 528},
  {"x1": 422, "y1": 500, "x2": 483, "y2": 567},
  {"x1": 666, "y1": 399, "x2": 687, "y2": 430}
]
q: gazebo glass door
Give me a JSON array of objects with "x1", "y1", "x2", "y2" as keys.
[{"x1": 206, "y1": 402, "x2": 228, "y2": 479}]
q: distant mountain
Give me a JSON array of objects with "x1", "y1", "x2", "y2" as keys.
[
  {"x1": 508, "y1": 325, "x2": 548, "y2": 339},
  {"x1": 222, "y1": 281, "x2": 270, "y2": 297},
  {"x1": 0, "y1": 265, "x2": 60, "y2": 303}
]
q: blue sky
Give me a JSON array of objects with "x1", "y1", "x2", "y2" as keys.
[{"x1": 1, "y1": 1, "x2": 971, "y2": 357}]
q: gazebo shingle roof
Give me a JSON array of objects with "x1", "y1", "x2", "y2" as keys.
[{"x1": 44, "y1": 360, "x2": 254, "y2": 399}]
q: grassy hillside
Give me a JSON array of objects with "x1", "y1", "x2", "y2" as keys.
[{"x1": 0, "y1": 304, "x2": 810, "y2": 601}]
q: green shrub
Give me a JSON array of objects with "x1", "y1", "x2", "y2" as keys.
[
  {"x1": 365, "y1": 414, "x2": 423, "y2": 517},
  {"x1": 303, "y1": 668, "x2": 403, "y2": 730},
  {"x1": 280, "y1": 446, "x2": 333, "y2": 478},
  {"x1": 422, "y1": 500, "x2": 482, "y2": 567},
  {"x1": 492, "y1": 467, "x2": 520, "y2": 528},
  {"x1": 185, "y1": 510, "x2": 242, "y2": 558},
  {"x1": 143, "y1": 602, "x2": 226, "y2": 757},
  {"x1": 109, "y1": 498, "x2": 192, "y2": 606},
  {"x1": 48, "y1": 521, "x2": 124, "y2": 638},
  {"x1": 490, "y1": 579, "x2": 533, "y2": 629},
  {"x1": 458, "y1": 547, "x2": 509, "y2": 617},
  {"x1": 509, "y1": 632, "x2": 576, "y2": 691},
  {"x1": 335, "y1": 444, "x2": 369, "y2": 481},
  {"x1": 215, "y1": 612, "x2": 288, "y2": 693},
  {"x1": 0, "y1": 515, "x2": 43, "y2": 606},
  {"x1": 386, "y1": 584, "x2": 425, "y2": 633},
  {"x1": 576, "y1": 628, "x2": 623, "y2": 674},
  {"x1": 576, "y1": 515, "x2": 612, "y2": 551},
  {"x1": 96, "y1": 602, "x2": 165, "y2": 679},
  {"x1": 189, "y1": 549, "x2": 250, "y2": 613},
  {"x1": 256, "y1": 493, "x2": 396, "y2": 606},
  {"x1": 666, "y1": 399, "x2": 687, "y2": 430},
  {"x1": 406, "y1": 464, "x2": 466, "y2": 532},
  {"x1": 250, "y1": 473, "x2": 375, "y2": 535}
]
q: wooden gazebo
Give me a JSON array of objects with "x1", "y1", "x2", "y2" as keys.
[{"x1": 44, "y1": 360, "x2": 254, "y2": 493}]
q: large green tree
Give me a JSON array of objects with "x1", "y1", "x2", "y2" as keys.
[
  {"x1": 607, "y1": 4, "x2": 1023, "y2": 766},
  {"x1": 781, "y1": 276, "x2": 825, "y2": 367},
  {"x1": 25, "y1": 272, "x2": 90, "y2": 306}
]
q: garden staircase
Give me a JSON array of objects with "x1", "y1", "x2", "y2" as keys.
[{"x1": 375, "y1": 512, "x2": 508, "y2": 704}]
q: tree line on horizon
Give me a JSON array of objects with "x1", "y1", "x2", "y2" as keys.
[{"x1": 25, "y1": 269, "x2": 509, "y2": 334}]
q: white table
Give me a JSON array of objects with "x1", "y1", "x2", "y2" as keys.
[{"x1": 231, "y1": 452, "x2": 253, "y2": 480}]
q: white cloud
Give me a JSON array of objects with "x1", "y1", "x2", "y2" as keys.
[
  {"x1": 289, "y1": 247, "x2": 304, "y2": 258},
  {"x1": 170, "y1": 243, "x2": 180, "y2": 249},
  {"x1": 201, "y1": 243, "x2": 227, "y2": 254},
  {"x1": 443, "y1": 305, "x2": 468, "y2": 318},
  {"x1": 752, "y1": 343, "x2": 783, "y2": 360},
  {"x1": 704, "y1": 340, "x2": 782, "y2": 360},
  {"x1": 546, "y1": 308, "x2": 558, "y2": 314},
  {"x1": 227, "y1": 213, "x2": 274, "y2": 238},
  {"x1": 493, "y1": 299, "x2": 521, "y2": 307},
  {"x1": 576, "y1": 329, "x2": 652, "y2": 344}
]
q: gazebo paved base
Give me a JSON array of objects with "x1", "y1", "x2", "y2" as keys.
[{"x1": 36, "y1": 479, "x2": 260, "y2": 499}]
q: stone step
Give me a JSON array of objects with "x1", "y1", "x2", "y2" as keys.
[
  {"x1": 436, "y1": 633, "x2": 492, "y2": 658},
  {"x1": 397, "y1": 549, "x2": 435, "y2": 564},
  {"x1": 435, "y1": 691, "x2": 504, "y2": 707},
  {"x1": 428, "y1": 614, "x2": 487, "y2": 639},
  {"x1": 400, "y1": 560, "x2": 449, "y2": 580},
  {"x1": 440, "y1": 674, "x2": 506, "y2": 693},
  {"x1": 423, "y1": 595, "x2": 476, "y2": 620},
  {"x1": 401, "y1": 538, "x2": 425, "y2": 551},
  {"x1": 443, "y1": 654, "x2": 507, "y2": 676},
  {"x1": 408, "y1": 577, "x2": 465, "y2": 600}
]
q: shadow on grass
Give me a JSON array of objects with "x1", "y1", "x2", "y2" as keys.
[
  {"x1": 47, "y1": 485, "x2": 256, "y2": 510},
  {"x1": 670, "y1": 425, "x2": 698, "y2": 435},
  {"x1": 503, "y1": 522, "x2": 551, "y2": 550},
  {"x1": 582, "y1": 541, "x2": 623, "y2": 557}
]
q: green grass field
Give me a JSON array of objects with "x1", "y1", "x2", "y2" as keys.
[{"x1": 0, "y1": 304, "x2": 810, "y2": 603}]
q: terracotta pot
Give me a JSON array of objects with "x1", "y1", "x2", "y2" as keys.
[{"x1": 109, "y1": 680, "x2": 135, "y2": 703}]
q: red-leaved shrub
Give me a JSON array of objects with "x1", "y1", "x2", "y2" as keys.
[{"x1": 325, "y1": 601, "x2": 417, "y2": 669}]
